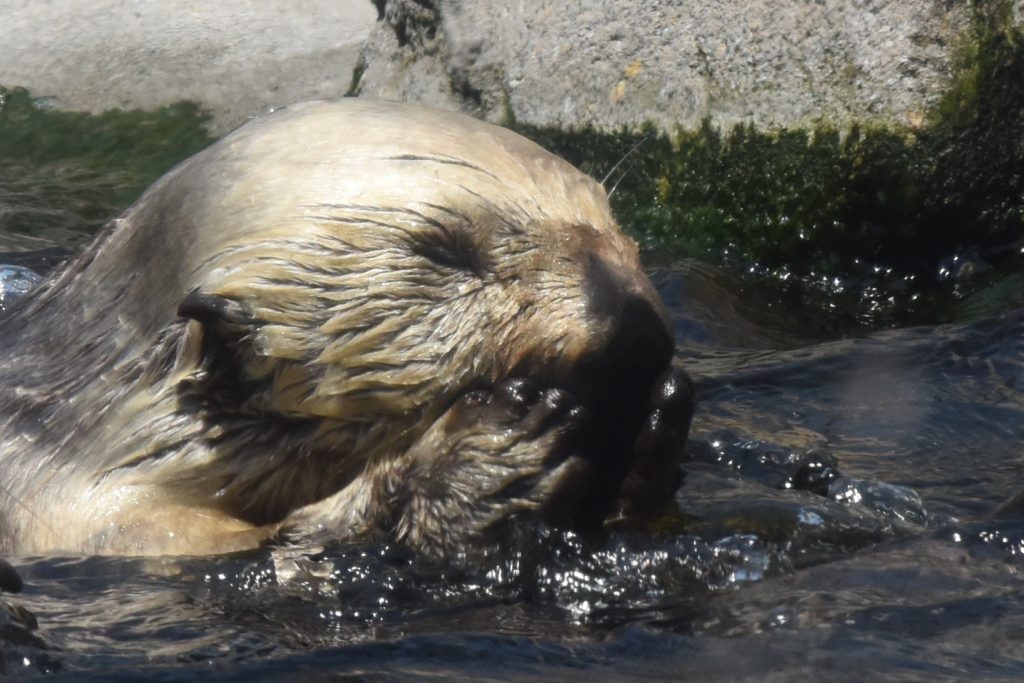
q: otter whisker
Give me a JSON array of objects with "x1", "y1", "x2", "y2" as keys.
[
  {"x1": 0, "y1": 480, "x2": 67, "y2": 549},
  {"x1": 384, "y1": 154, "x2": 501, "y2": 182},
  {"x1": 601, "y1": 135, "x2": 649, "y2": 194}
]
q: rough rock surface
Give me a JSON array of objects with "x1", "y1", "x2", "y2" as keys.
[
  {"x1": 355, "y1": 0, "x2": 974, "y2": 131},
  {"x1": 0, "y1": 0, "x2": 377, "y2": 134},
  {"x1": 0, "y1": 1, "x2": 1001, "y2": 134}
]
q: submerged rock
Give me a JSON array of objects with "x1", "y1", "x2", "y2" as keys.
[
  {"x1": 0, "y1": 559, "x2": 21, "y2": 594},
  {"x1": 0, "y1": 600, "x2": 57, "y2": 675}
]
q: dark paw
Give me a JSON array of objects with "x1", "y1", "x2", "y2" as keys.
[
  {"x1": 0, "y1": 559, "x2": 21, "y2": 594},
  {"x1": 617, "y1": 366, "x2": 695, "y2": 521},
  {"x1": 457, "y1": 377, "x2": 586, "y2": 442}
]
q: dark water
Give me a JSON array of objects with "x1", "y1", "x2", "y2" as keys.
[{"x1": 2, "y1": 170, "x2": 1024, "y2": 681}]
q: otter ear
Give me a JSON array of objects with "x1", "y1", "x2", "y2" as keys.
[
  {"x1": 178, "y1": 289, "x2": 256, "y2": 337},
  {"x1": 177, "y1": 289, "x2": 265, "y2": 404},
  {"x1": 178, "y1": 287, "x2": 262, "y2": 358}
]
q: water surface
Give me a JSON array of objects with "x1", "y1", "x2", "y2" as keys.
[{"x1": 1, "y1": 156, "x2": 1024, "y2": 682}]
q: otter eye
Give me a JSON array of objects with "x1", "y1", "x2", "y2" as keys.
[{"x1": 411, "y1": 226, "x2": 485, "y2": 276}]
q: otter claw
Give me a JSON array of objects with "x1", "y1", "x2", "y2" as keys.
[
  {"x1": 519, "y1": 387, "x2": 581, "y2": 436},
  {"x1": 460, "y1": 389, "x2": 492, "y2": 408},
  {"x1": 480, "y1": 380, "x2": 582, "y2": 439},
  {"x1": 452, "y1": 379, "x2": 585, "y2": 441},
  {"x1": 494, "y1": 377, "x2": 540, "y2": 412}
]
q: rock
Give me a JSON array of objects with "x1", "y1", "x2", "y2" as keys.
[
  {"x1": 0, "y1": 560, "x2": 21, "y2": 594},
  {"x1": 0, "y1": 0, "x2": 377, "y2": 134},
  {"x1": 0, "y1": 1, "x2": 1006, "y2": 136},
  {"x1": 0, "y1": 601, "x2": 38, "y2": 645},
  {"x1": 355, "y1": 0, "x2": 973, "y2": 132},
  {"x1": 0, "y1": 599, "x2": 55, "y2": 675}
]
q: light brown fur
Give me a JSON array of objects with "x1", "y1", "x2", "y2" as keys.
[{"x1": 0, "y1": 99, "x2": 684, "y2": 556}]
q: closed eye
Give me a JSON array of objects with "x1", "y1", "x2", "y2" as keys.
[{"x1": 410, "y1": 226, "x2": 486, "y2": 276}]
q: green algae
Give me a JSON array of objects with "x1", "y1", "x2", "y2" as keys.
[
  {"x1": 924, "y1": 2, "x2": 1024, "y2": 249},
  {"x1": 0, "y1": 86, "x2": 214, "y2": 246},
  {"x1": 0, "y1": 86, "x2": 214, "y2": 206},
  {"x1": 522, "y1": 122, "x2": 924, "y2": 271}
]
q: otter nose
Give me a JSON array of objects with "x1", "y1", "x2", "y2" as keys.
[{"x1": 570, "y1": 254, "x2": 675, "y2": 407}]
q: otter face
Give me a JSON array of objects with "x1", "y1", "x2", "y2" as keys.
[{"x1": 159, "y1": 100, "x2": 692, "y2": 550}]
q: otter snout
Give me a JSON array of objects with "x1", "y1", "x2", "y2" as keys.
[{"x1": 569, "y1": 253, "x2": 675, "y2": 410}]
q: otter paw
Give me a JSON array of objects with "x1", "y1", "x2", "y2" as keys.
[
  {"x1": 378, "y1": 378, "x2": 591, "y2": 556},
  {"x1": 616, "y1": 366, "x2": 695, "y2": 522},
  {"x1": 491, "y1": 378, "x2": 586, "y2": 444},
  {"x1": 451, "y1": 377, "x2": 586, "y2": 450},
  {"x1": 280, "y1": 378, "x2": 590, "y2": 557}
]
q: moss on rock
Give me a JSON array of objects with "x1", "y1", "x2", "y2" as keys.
[
  {"x1": 0, "y1": 86, "x2": 213, "y2": 206},
  {"x1": 517, "y1": 2, "x2": 1024, "y2": 327},
  {"x1": 0, "y1": 86, "x2": 213, "y2": 245}
]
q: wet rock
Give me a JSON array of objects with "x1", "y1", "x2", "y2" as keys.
[
  {"x1": 0, "y1": 599, "x2": 55, "y2": 675},
  {"x1": 0, "y1": 562, "x2": 58, "y2": 674},
  {"x1": 0, "y1": 559, "x2": 21, "y2": 594},
  {"x1": 0, "y1": 601, "x2": 40, "y2": 647}
]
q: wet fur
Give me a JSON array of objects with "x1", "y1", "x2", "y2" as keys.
[{"x1": 0, "y1": 100, "x2": 683, "y2": 556}]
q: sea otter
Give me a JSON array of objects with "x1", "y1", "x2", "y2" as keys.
[{"x1": 0, "y1": 99, "x2": 693, "y2": 557}]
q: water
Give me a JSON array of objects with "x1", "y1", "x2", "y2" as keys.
[{"x1": 1, "y1": 172, "x2": 1024, "y2": 680}]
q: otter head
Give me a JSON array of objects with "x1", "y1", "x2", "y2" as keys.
[{"x1": 151, "y1": 100, "x2": 689, "y2": 549}]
